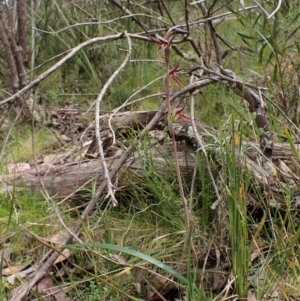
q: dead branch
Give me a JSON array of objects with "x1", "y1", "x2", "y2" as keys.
[{"x1": 2, "y1": 110, "x2": 299, "y2": 209}]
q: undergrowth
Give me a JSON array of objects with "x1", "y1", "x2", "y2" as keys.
[{"x1": 0, "y1": 0, "x2": 300, "y2": 300}]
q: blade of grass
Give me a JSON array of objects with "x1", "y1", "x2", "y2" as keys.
[{"x1": 64, "y1": 242, "x2": 209, "y2": 299}]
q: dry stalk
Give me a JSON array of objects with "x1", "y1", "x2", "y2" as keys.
[
  {"x1": 107, "y1": 76, "x2": 163, "y2": 144},
  {"x1": 94, "y1": 31, "x2": 132, "y2": 207},
  {"x1": 30, "y1": 88, "x2": 82, "y2": 245}
]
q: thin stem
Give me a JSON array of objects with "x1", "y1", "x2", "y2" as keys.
[
  {"x1": 164, "y1": 47, "x2": 198, "y2": 265},
  {"x1": 95, "y1": 31, "x2": 132, "y2": 206}
]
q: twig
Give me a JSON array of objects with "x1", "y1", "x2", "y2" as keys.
[
  {"x1": 0, "y1": 32, "x2": 187, "y2": 108},
  {"x1": 252, "y1": 0, "x2": 282, "y2": 19},
  {"x1": 160, "y1": 0, "x2": 176, "y2": 26},
  {"x1": 200, "y1": 65, "x2": 268, "y2": 90},
  {"x1": 252, "y1": 0, "x2": 270, "y2": 17},
  {"x1": 190, "y1": 0, "x2": 206, "y2": 5},
  {"x1": 263, "y1": 94, "x2": 300, "y2": 137},
  {"x1": 95, "y1": 31, "x2": 131, "y2": 207},
  {"x1": 268, "y1": 0, "x2": 282, "y2": 19},
  {"x1": 0, "y1": 33, "x2": 124, "y2": 106}
]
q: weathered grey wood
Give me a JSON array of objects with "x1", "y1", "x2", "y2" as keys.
[
  {"x1": 3, "y1": 142, "x2": 196, "y2": 198},
  {"x1": 2, "y1": 110, "x2": 300, "y2": 208}
]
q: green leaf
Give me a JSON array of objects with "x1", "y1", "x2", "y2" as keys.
[
  {"x1": 284, "y1": 12, "x2": 300, "y2": 31},
  {"x1": 241, "y1": 37, "x2": 252, "y2": 48},
  {"x1": 258, "y1": 43, "x2": 267, "y2": 64},
  {"x1": 238, "y1": 32, "x2": 256, "y2": 48},
  {"x1": 266, "y1": 50, "x2": 275, "y2": 66},
  {"x1": 68, "y1": 242, "x2": 187, "y2": 280},
  {"x1": 63, "y1": 243, "x2": 207, "y2": 296},
  {"x1": 237, "y1": 32, "x2": 257, "y2": 40},
  {"x1": 272, "y1": 63, "x2": 278, "y2": 83},
  {"x1": 272, "y1": 18, "x2": 279, "y2": 40},
  {"x1": 255, "y1": 29, "x2": 275, "y2": 55},
  {"x1": 252, "y1": 14, "x2": 262, "y2": 28},
  {"x1": 287, "y1": 25, "x2": 300, "y2": 42}
]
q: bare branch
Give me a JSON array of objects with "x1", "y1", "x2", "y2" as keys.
[
  {"x1": 198, "y1": 0, "x2": 222, "y2": 64},
  {"x1": 0, "y1": 33, "x2": 126, "y2": 106},
  {"x1": 94, "y1": 31, "x2": 132, "y2": 207},
  {"x1": 268, "y1": 0, "x2": 282, "y2": 19},
  {"x1": 252, "y1": 0, "x2": 282, "y2": 19}
]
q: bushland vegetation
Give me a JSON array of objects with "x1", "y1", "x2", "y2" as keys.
[{"x1": 1, "y1": 0, "x2": 300, "y2": 300}]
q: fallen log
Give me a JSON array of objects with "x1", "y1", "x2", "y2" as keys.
[
  {"x1": 2, "y1": 110, "x2": 300, "y2": 208},
  {"x1": 3, "y1": 142, "x2": 196, "y2": 198}
]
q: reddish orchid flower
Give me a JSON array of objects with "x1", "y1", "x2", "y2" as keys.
[
  {"x1": 149, "y1": 35, "x2": 172, "y2": 52},
  {"x1": 149, "y1": 27, "x2": 189, "y2": 52},
  {"x1": 169, "y1": 63, "x2": 183, "y2": 86},
  {"x1": 172, "y1": 105, "x2": 191, "y2": 124},
  {"x1": 165, "y1": 27, "x2": 189, "y2": 40}
]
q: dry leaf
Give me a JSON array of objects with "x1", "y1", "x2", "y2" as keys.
[
  {"x1": 109, "y1": 253, "x2": 127, "y2": 265},
  {"x1": 37, "y1": 275, "x2": 54, "y2": 294},
  {"x1": 52, "y1": 289, "x2": 66, "y2": 301},
  {"x1": 43, "y1": 154, "x2": 65, "y2": 164},
  {"x1": 279, "y1": 159, "x2": 299, "y2": 180},
  {"x1": 54, "y1": 249, "x2": 71, "y2": 264},
  {"x1": 250, "y1": 248, "x2": 262, "y2": 262},
  {"x1": 46, "y1": 232, "x2": 71, "y2": 264},
  {"x1": 37, "y1": 275, "x2": 66, "y2": 301},
  {"x1": 49, "y1": 231, "x2": 66, "y2": 245}
]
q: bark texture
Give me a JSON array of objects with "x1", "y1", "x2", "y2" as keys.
[{"x1": 2, "y1": 111, "x2": 299, "y2": 209}]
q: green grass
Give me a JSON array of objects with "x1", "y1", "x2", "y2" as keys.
[
  {"x1": 3, "y1": 127, "x2": 59, "y2": 165},
  {"x1": 1, "y1": 0, "x2": 300, "y2": 300}
]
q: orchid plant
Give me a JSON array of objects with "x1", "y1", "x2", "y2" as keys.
[{"x1": 149, "y1": 26, "x2": 199, "y2": 263}]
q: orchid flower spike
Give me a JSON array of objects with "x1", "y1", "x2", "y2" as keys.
[
  {"x1": 172, "y1": 105, "x2": 191, "y2": 124},
  {"x1": 164, "y1": 27, "x2": 189, "y2": 42},
  {"x1": 169, "y1": 62, "x2": 183, "y2": 86},
  {"x1": 149, "y1": 36, "x2": 171, "y2": 52},
  {"x1": 149, "y1": 27, "x2": 189, "y2": 52}
]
